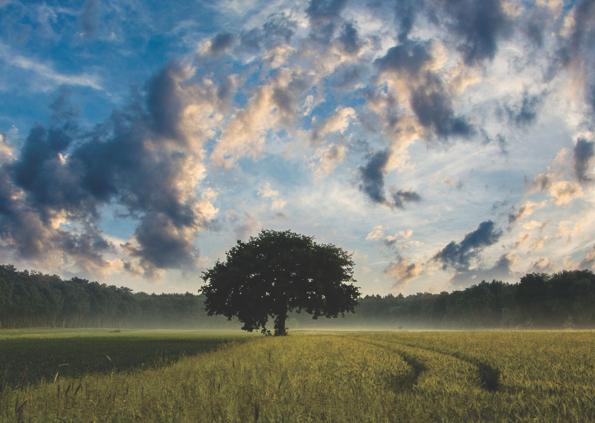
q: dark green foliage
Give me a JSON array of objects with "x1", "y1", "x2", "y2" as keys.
[
  {"x1": 348, "y1": 270, "x2": 595, "y2": 328},
  {"x1": 0, "y1": 265, "x2": 229, "y2": 329},
  {"x1": 201, "y1": 230, "x2": 360, "y2": 335},
  {"x1": 0, "y1": 263, "x2": 594, "y2": 329}
]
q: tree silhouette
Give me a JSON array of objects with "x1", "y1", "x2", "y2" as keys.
[{"x1": 200, "y1": 230, "x2": 360, "y2": 335}]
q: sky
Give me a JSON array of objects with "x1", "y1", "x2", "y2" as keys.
[{"x1": 0, "y1": 0, "x2": 594, "y2": 296}]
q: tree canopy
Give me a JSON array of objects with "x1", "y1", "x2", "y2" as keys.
[{"x1": 200, "y1": 230, "x2": 360, "y2": 335}]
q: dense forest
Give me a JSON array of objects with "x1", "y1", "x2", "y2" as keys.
[{"x1": 0, "y1": 264, "x2": 593, "y2": 329}]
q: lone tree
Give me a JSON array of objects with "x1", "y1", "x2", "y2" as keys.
[{"x1": 201, "y1": 230, "x2": 360, "y2": 335}]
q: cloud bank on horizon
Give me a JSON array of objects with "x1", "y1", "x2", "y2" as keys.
[{"x1": 0, "y1": 0, "x2": 594, "y2": 294}]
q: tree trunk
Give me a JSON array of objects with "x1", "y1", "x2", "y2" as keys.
[{"x1": 273, "y1": 313, "x2": 287, "y2": 336}]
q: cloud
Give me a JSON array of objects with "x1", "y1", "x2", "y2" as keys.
[
  {"x1": 306, "y1": 0, "x2": 348, "y2": 44},
  {"x1": 0, "y1": 43, "x2": 102, "y2": 90},
  {"x1": 555, "y1": 0, "x2": 595, "y2": 118},
  {"x1": 233, "y1": 212, "x2": 261, "y2": 240},
  {"x1": 400, "y1": 229, "x2": 413, "y2": 239},
  {"x1": 239, "y1": 13, "x2": 296, "y2": 52},
  {"x1": 579, "y1": 245, "x2": 595, "y2": 270},
  {"x1": 449, "y1": 253, "x2": 515, "y2": 285},
  {"x1": 313, "y1": 143, "x2": 347, "y2": 177},
  {"x1": 211, "y1": 70, "x2": 310, "y2": 167},
  {"x1": 365, "y1": 225, "x2": 384, "y2": 241},
  {"x1": 365, "y1": 225, "x2": 414, "y2": 250},
  {"x1": 209, "y1": 32, "x2": 235, "y2": 54},
  {"x1": 337, "y1": 21, "x2": 362, "y2": 54},
  {"x1": 504, "y1": 91, "x2": 544, "y2": 127},
  {"x1": 0, "y1": 132, "x2": 13, "y2": 161},
  {"x1": 359, "y1": 150, "x2": 389, "y2": 204},
  {"x1": 126, "y1": 212, "x2": 198, "y2": 272},
  {"x1": 0, "y1": 62, "x2": 223, "y2": 276},
  {"x1": 258, "y1": 182, "x2": 287, "y2": 211},
  {"x1": 392, "y1": 190, "x2": 421, "y2": 209},
  {"x1": 358, "y1": 150, "x2": 423, "y2": 209},
  {"x1": 508, "y1": 200, "x2": 546, "y2": 223},
  {"x1": 530, "y1": 257, "x2": 551, "y2": 271},
  {"x1": 574, "y1": 138, "x2": 594, "y2": 183},
  {"x1": 312, "y1": 107, "x2": 356, "y2": 140},
  {"x1": 434, "y1": 220, "x2": 503, "y2": 271},
  {"x1": 410, "y1": 75, "x2": 474, "y2": 139},
  {"x1": 392, "y1": 0, "x2": 423, "y2": 41},
  {"x1": 549, "y1": 180, "x2": 583, "y2": 205},
  {"x1": 438, "y1": 0, "x2": 511, "y2": 65},
  {"x1": 374, "y1": 39, "x2": 474, "y2": 148},
  {"x1": 385, "y1": 258, "x2": 423, "y2": 291},
  {"x1": 375, "y1": 39, "x2": 432, "y2": 75},
  {"x1": 306, "y1": 0, "x2": 347, "y2": 21}
]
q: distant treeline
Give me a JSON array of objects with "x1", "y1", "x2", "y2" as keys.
[
  {"x1": 0, "y1": 265, "x2": 227, "y2": 329},
  {"x1": 0, "y1": 264, "x2": 594, "y2": 329}
]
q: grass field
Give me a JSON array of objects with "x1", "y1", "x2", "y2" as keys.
[{"x1": 0, "y1": 330, "x2": 594, "y2": 422}]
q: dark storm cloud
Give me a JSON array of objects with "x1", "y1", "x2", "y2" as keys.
[
  {"x1": 359, "y1": 150, "x2": 389, "y2": 204},
  {"x1": 375, "y1": 39, "x2": 432, "y2": 75},
  {"x1": 392, "y1": 190, "x2": 421, "y2": 209},
  {"x1": 411, "y1": 75, "x2": 474, "y2": 139},
  {"x1": 306, "y1": 0, "x2": 347, "y2": 21},
  {"x1": 146, "y1": 66, "x2": 186, "y2": 140},
  {"x1": 306, "y1": 0, "x2": 348, "y2": 43},
  {"x1": 210, "y1": 32, "x2": 235, "y2": 54},
  {"x1": 393, "y1": 0, "x2": 424, "y2": 42},
  {"x1": 504, "y1": 91, "x2": 544, "y2": 127},
  {"x1": 574, "y1": 138, "x2": 594, "y2": 183},
  {"x1": 337, "y1": 22, "x2": 361, "y2": 54},
  {"x1": 0, "y1": 165, "x2": 52, "y2": 258},
  {"x1": 10, "y1": 122, "x2": 102, "y2": 222},
  {"x1": 438, "y1": 0, "x2": 510, "y2": 65},
  {"x1": 0, "y1": 63, "x2": 217, "y2": 275},
  {"x1": 57, "y1": 225, "x2": 113, "y2": 268},
  {"x1": 128, "y1": 212, "x2": 197, "y2": 270},
  {"x1": 434, "y1": 220, "x2": 503, "y2": 271},
  {"x1": 375, "y1": 40, "x2": 473, "y2": 140},
  {"x1": 525, "y1": 19, "x2": 543, "y2": 48}
]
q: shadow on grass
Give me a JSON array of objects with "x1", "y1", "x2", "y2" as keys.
[{"x1": 0, "y1": 334, "x2": 239, "y2": 389}]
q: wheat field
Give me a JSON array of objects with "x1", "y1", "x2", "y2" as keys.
[{"x1": 1, "y1": 330, "x2": 594, "y2": 422}]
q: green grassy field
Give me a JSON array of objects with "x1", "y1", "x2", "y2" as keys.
[{"x1": 1, "y1": 330, "x2": 593, "y2": 422}]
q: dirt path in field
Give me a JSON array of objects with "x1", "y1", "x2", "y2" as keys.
[
  {"x1": 350, "y1": 338, "x2": 427, "y2": 392},
  {"x1": 394, "y1": 342, "x2": 501, "y2": 392},
  {"x1": 355, "y1": 336, "x2": 501, "y2": 392},
  {"x1": 340, "y1": 335, "x2": 501, "y2": 394}
]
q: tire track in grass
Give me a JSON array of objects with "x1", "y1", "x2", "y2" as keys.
[
  {"x1": 385, "y1": 340, "x2": 501, "y2": 392},
  {"x1": 344, "y1": 337, "x2": 427, "y2": 393}
]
